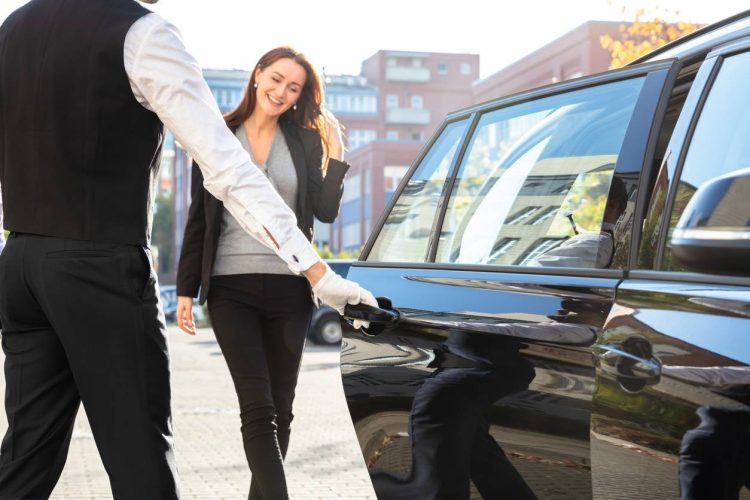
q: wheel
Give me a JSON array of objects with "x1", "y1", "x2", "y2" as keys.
[{"x1": 312, "y1": 313, "x2": 343, "y2": 345}]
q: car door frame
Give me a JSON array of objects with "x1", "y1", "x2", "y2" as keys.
[
  {"x1": 357, "y1": 58, "x2": 683, "y2": 280},
  {"x1": 343, "y1": 58, "x2": 689, "y2": 499},
  {"x1": 590, "y1": 35, "x2": 750, "y2": 499}
]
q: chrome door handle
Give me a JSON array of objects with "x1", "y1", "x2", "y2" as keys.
[
  {"x1": 594, "y1": 344, "x2": 662, "y2": 390},
  {"x1": 343, "y1": 297, "x2": 399, "y2": 336}
]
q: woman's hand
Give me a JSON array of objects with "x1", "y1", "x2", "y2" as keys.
[
  {"x1": 176, "y1": 296, "x2": 196, "y2": 335},
  {"x1": 322, "y1": 107, "x2": 345, "y2": 162}
]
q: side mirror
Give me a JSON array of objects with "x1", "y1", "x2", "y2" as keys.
[{"x1": 670, "y1": 167, "x2": 750, "y2": 275}]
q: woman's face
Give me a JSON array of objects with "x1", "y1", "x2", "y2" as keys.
[{"x1": 253, "y1": 58, "x2": 307, "y2": 119}]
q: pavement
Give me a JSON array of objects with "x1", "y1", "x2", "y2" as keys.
[{"x1": 0, "y1": 326, "x2": 377, "y2": 499}]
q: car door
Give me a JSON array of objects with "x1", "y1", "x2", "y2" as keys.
[
  {"x1": 590, "y1": 40, "x2": 750, "y2": 499},
  {"x1": 341, "y1": 60, "x2": 680, "y2": 499}
]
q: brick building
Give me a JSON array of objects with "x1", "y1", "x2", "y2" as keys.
[
  {"x1": 326, "y1": 50, "x2": 479, "y2": 252},
  {"x1": 473, "y1": 21, "x2": 622, "y2": 104}
]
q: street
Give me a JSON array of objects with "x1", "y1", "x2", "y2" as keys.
[{"x1": 0, "y1": 327, "x2": 377, "y2": 499}]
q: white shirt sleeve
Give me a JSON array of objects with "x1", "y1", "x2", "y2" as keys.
[
  {"x1": 527, "y1": 232, "x2": 614, "y2": 269},
  {"x1": 123, "y1": 13, "x2": 319, "y2": 273}
]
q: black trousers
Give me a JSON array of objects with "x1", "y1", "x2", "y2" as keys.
[
  {"x1": 371, "y1": 365, "x2": 537, "y2": 500},
  {"x1": 0, "y1": 233, "x2": 178, "y2": 499},
  {"x1": 679, "y1": 406, "x2": 750, "y2": 500},
  {"x1": 207, "y1": 274, "x2": 312, "y2": 500}
]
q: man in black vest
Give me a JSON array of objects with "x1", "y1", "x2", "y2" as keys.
[{"x1": 0, "y1": 0, "x2": 374, "y2": 497}]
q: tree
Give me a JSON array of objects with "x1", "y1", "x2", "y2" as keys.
[{"x1": 600, "y1": 7, "x2": 701, "y2": 69}]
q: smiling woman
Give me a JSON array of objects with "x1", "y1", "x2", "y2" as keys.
[{"x1": 175, "y1": 46, "x2": 351, "y2": 500}]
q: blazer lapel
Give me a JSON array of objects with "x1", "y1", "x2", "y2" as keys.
[{"x1": 280, "y1": 121, "x2": 307, "y2": 223}]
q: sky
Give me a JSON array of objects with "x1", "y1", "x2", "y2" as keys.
[{"x1": 1, "y1": 1, "x2": 748, "y2": 79}]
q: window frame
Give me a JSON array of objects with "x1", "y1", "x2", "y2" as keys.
[
  {"x1": 359, "y1": 59, "x2": 681, "y2": 278},
  {"x1": 645, "y1": 36, "x2": 750, "y2": 284}
]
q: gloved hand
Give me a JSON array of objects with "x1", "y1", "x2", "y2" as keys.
[{"x1": 312, "y1": 265, "x2": 378, "y2": 330}]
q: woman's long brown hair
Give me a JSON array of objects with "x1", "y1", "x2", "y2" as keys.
[{"x1": 224, "y1": 47, "x2": 330, "y2": 170}]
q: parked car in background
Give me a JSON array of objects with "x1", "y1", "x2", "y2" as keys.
[
  {"x1": 309, "y1": 260, "x2": 353, "y2": 345},
  {"x1": 159, "y1": 284, "x2": 207, "y2": 326},
  {"x1": 160, "y1": 260, "x2": 353, "y2": 345},
  {"x1": 340, "y1": 10, "x2": 750, "y2": 499}
]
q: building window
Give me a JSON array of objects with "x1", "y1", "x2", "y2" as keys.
[
  {"x1": 342, "y1": 222, "x2": 362, "y2": 250},
  {"x1": 411, "y1": 132, "x2": 423, "y2": 141},
  {"x1": 410, "y1": 95, "x2": 424, "y2": 109},
  {"x1": 342, "y1": 174, "x2": 361, "y2": 204},
  {"x1": 412, "y1": 58, "x2": 422, "y2": 67},
  {"x1": 460, "y1": 62, "x2": 471, "y2": 75},
  {"x1": 384, "y1": 166, "x2": 409, "y2": 192},
  {"x1": 386, "y1": 130, "x2": 399, "y2": 141},
  {"x1": 437, "y1": 63, "x2": 448, "y2": 75},
  {"x1": 505, "y1": 206, "x2": 541, "y2": 225},
  {"x1": 348, "y1": 129, "x2": 377, "y2": 150},
  {"x1": 387, "y1": 58, "x2": 397, "y2": 67},
  {"x1": 386, "y1": 94, "x2": 398, "y2": 109},
  {"x1": 336, "y1": 95, "x2": 352, "y2": 112},
  {"x1": 529, "y1": 207, "x2": 559, "y2": 225},
  {"x1": 488, "y1": 238, "x2": 519, "y2": 262}
]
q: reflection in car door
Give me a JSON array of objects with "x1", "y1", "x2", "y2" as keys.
[
  {"x1": 591, "y1": 45, "x2": 750, "y2": 500},
  {"x1": 342, "y1": 60, "x2": 680, "y2": 499}
]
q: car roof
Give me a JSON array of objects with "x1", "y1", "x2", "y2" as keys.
[{"x1": 631, "y1": 9, "x2": 750, "y2": 64}]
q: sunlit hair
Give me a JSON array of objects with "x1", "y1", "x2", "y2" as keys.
[{"x1": 224, "y1": 46, "x2": 330, "y2": 170}]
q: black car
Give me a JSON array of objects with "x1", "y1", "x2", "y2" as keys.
[{"x1": 340, "y1": 11, "x2": 750, "y2": 500}]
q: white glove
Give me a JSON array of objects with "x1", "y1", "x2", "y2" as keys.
[{"x1": 312, "y1": 265, "x2": 378, "y2": 330}]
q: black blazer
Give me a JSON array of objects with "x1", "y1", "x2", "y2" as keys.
[{"x1": 176, "y1": 120, "x2": 349, "y2": 304}]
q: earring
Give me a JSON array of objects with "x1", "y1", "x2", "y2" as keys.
[
  {"x1": 253, "y1": 82, "x2": 258, "y2": 88},
  {"x1": 293, "y1": 104, "x2": 297, "y2": 111}
]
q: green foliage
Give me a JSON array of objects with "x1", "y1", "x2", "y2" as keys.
[
  {"x1": 600, "y1": 6, "x2": 700, "y2": 68},
  {"x1": 314, "y1": 243, "x2": 359, "y2": 260},
  {"x1": 550, "y1": 170, "x2": 612, "y2": 236}
]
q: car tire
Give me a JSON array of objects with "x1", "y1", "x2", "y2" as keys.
[{"x1": 312, "y1": 313, "x2": 343, "y2": 345}]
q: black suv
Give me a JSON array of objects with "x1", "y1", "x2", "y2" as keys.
[{"x1": 340, "y1": 11, "x2": 750, "y2": 500}]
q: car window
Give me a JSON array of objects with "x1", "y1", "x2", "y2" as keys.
[
  {"x1": 367, "y1": 119, "x2": 469, "y2": 262},
  {"x1": 434, "y1": 77, "x2": 644, "y2": 268},
  {"x1": 662, "y1": 51, "x2": 750, "y2": 271}
]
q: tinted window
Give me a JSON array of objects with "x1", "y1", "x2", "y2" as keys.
[
  {"x1": 663, "y1": 52, "x2": 750, "y2": 271},
  {"x1": 367, "y1": 119, "x2": 469, "y2": 262},
  {"x1": 435, "y1": 78, "x2": 644, "y2": 268}
]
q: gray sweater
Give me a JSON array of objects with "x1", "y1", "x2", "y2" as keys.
[{"x1": 211, "y1": 124, "x2": 298, "y2": 276}]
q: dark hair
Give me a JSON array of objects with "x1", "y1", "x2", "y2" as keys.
[{"x1": 224, "y1": 46, "x2": 328, "y2": 162}]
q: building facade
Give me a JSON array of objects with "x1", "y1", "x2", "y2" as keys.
[
  {"x1": 328, "y1": 50, "x2": 480, "y2": 252},
  {"x1": 473, "y1": 21, "x2": 622, "y2": 104},
  {"x1": 157, "y1": 25, "x2": 625, "y2": 274}
]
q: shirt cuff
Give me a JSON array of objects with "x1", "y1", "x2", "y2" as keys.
[{"x1": 279, "y1": 231, "x2": 321, "y2": 273}]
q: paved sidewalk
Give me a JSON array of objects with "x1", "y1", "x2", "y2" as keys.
[{"x1": 0, "y1": 327, "x2": 377, "y2": 499}]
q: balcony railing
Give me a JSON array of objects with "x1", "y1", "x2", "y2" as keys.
[
  {"x1": 386, "y1": 107, "x2": 431, "y2": 125},
  {"x1": 385, "y1": 66, "x2": 431, "y2": 83}
]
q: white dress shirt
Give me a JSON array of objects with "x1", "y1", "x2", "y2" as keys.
[
  {"x1": 528, "y1": 227, "x2": 615, "y2": 269},
  {"x1": 123, "y1": 13, "x2": 319, "y2": 273}
]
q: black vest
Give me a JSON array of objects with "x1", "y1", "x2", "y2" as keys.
[{"x1": 0, "y1": 0, "x2": 163, "y2": 245}]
